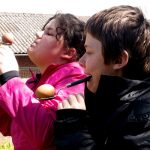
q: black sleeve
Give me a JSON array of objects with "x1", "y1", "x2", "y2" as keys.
[
  {"x1": 0, "y1": 70, "x2": 19, "y2": 85},
  {"x1": 54, "y1": 109, "x2": 96, "y2": 150}
]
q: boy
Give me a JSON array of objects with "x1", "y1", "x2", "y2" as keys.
[{"x1": 54, "y1": 5, "x2": 150, "y2": 150}]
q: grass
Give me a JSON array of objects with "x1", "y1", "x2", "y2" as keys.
[{"x1": 0, "y1": 138, "x2": 14, "y2": 150}]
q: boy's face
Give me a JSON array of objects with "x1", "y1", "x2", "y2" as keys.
[
  {"x1": 27, "y1": 19, "x2": 66, "y2": 70},
  {"x1": 79, "y1": 33, "x2": 115, "y2": 93}
]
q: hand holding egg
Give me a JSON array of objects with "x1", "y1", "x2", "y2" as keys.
[{"x1": 1, "y1": 32, "x2": 14, "y2": 45}]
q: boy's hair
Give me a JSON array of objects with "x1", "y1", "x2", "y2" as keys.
[
  {"x1": 43, "y1": 13, "x2": 85, "y2": 60},
  {"x1": 85, "y1": 5, "x2": 150, "y2": 79}
]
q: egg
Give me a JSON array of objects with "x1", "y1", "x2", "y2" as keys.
[
  {"x1": 2, "y1": 32, "x2": 14, "y2": 45},
  {"x1": 35, "y1": 84, "x2": 55, "y2": 99}
]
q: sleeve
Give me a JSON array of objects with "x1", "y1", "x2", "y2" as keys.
[
  {"x1": 0, "y1": 109, "x2": 11, "y2": 136},
  {"x1": 54, "y1": 109, "x2": 96, "y2": 150},
  {"x1": 123, "y1": 95, "x2": 150, "y2": 149},
  {"x1": 0, "y1": 71, "x2": 19, "y2": 136},
  {"x1": 0, "y1": 70, "x2": 19, "y2": 85},
  {"x1": 0, "y1": 77, "x2": 55, "y2": 146}
]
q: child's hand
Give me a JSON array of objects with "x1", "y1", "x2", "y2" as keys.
[
  {"x1": 0, "y1": 46, "x2": 19, "y2": 75},
  {"x1": 58, "y1": 93, "x2": 86, "y2": 110}
]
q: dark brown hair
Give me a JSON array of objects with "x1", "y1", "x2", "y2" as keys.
[
  {"x1": 85, "y1": 5, "x2": 150, "y2": 79},
  {"x1": 43, "y1": 13, "x2": 86, "y2": 60}
]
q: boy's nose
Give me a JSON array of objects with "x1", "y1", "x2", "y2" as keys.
[
  {"x1": 79, "y1": 55, "x2": 86, "y2": 68},
  {"x1": 36, "y1": 31, "x2": 44, "y2": 39}
]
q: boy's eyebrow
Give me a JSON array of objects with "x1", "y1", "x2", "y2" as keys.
[{"x1": 84, "y1": 44, "x2": 90, "y2": 48}]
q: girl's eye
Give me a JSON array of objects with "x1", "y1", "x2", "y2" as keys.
[
  {"x1": 47, "y1": 32, "x2": 55, "y2": 36},
  {"x1": 44, "y1": 30, "x2": 55, "y2": 36}
]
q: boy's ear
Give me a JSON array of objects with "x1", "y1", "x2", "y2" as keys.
[
  {"x1": 61, "y1": 48, "x2": 77, "y2": 60},
  {"x1": 113, "y1": 50, "x2": 129, "y2": 70}
]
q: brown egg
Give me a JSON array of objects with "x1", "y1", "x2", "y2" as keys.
[
  {"x1": 2, "y1": 32, "x2": 14, "y2": 45},
  {"x1": 35, "y1": 84, "x2": 55, "y2": 99}
]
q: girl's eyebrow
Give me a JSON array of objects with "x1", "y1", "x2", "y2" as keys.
[
  {"x1": 43, "y1": 25, "x2": 51, "y2": 31},
  {"x1": 45, "y1": 27, "x2": 53, "y2": 31}
]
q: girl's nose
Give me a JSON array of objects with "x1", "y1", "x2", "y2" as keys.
[{"x1": 36, "y1": 31, "x2": 44, "y2": 39}]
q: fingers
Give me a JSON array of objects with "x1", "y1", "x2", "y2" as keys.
[
  {"x1": 62, "y1": 99, "x2": 72, "y2": 108},
  {"x1": 58, "y1": 96, "x2": 73, "y2": 109},
  {"x1": 57, "y1": 93, "x2": 86, "y2": 110},
  {"x1": 57, "y1": 102, "x2": 63, "y2": 110},
  {"x1": 75, "y1": 93, "x2": 86, "y2": 110},
  {"x1": 76, "y1": 93, "x2": 84, "y2": 103},
  {"x1": 67, "y1": 94, "x2": 78, "y2": 106}
]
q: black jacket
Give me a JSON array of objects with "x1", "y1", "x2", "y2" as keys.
[{"x1": 54, "y1": 75, "x2": 150, "y2": 150}]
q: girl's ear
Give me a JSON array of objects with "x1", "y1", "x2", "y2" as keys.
[
  {"x1": 113, "y1": 50, "x2": 129, "y2": 70},
  {"x1": 61, "y1": 48, "x2": 77, "y2": 60}
]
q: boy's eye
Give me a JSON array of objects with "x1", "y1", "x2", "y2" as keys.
[
  {"x1": 86, "y1": 50, "x2": 92, "y2": 54},
  {"x1": 86, "y1": 52, "x2": 91, "y2": 55}
]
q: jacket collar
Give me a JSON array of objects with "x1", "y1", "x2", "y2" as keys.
[
  {"x1": 27, "y1": 62, "x2": 80, "y2": 84},
  {"x1": 86, "y1": 75, "x2": 150, "y2": 97},
  {"x1": 85, "y1": 75, "x2": 150, "y2": 114}
]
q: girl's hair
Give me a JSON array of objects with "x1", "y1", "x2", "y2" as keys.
[
  {"x1": 43, "y1": 13, "x2": 86, "y2": 60},
  {"x1": 85, "y1": 5, "x2": 150, "y2": 79}
]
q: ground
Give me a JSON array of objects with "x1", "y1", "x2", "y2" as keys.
[{"x1": 0, "y1": 133, "x2": 12, "y2": 145}]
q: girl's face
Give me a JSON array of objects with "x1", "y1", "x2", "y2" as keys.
[
  {"x1": 27, "y1": 19, "x2": 66, "y2": 72},
  {"x1": 79, "y1": 33, "x2": 116, "y2": 93}
]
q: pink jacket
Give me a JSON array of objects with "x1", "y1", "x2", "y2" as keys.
[{"x1": 0, "y1": 62, "x2": 86, "y2": 150}]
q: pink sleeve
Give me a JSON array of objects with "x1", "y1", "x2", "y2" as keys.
[
  {"x1": 0, "y1": 109, "x2": 11, "y2": 136},
  {"x1": 0, "y1": 77, "x2": 55, "y2": 145}
]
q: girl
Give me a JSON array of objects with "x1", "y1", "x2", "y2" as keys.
[{"x1": 0, "y1": 13, "x2": 86, "y2": 150}]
